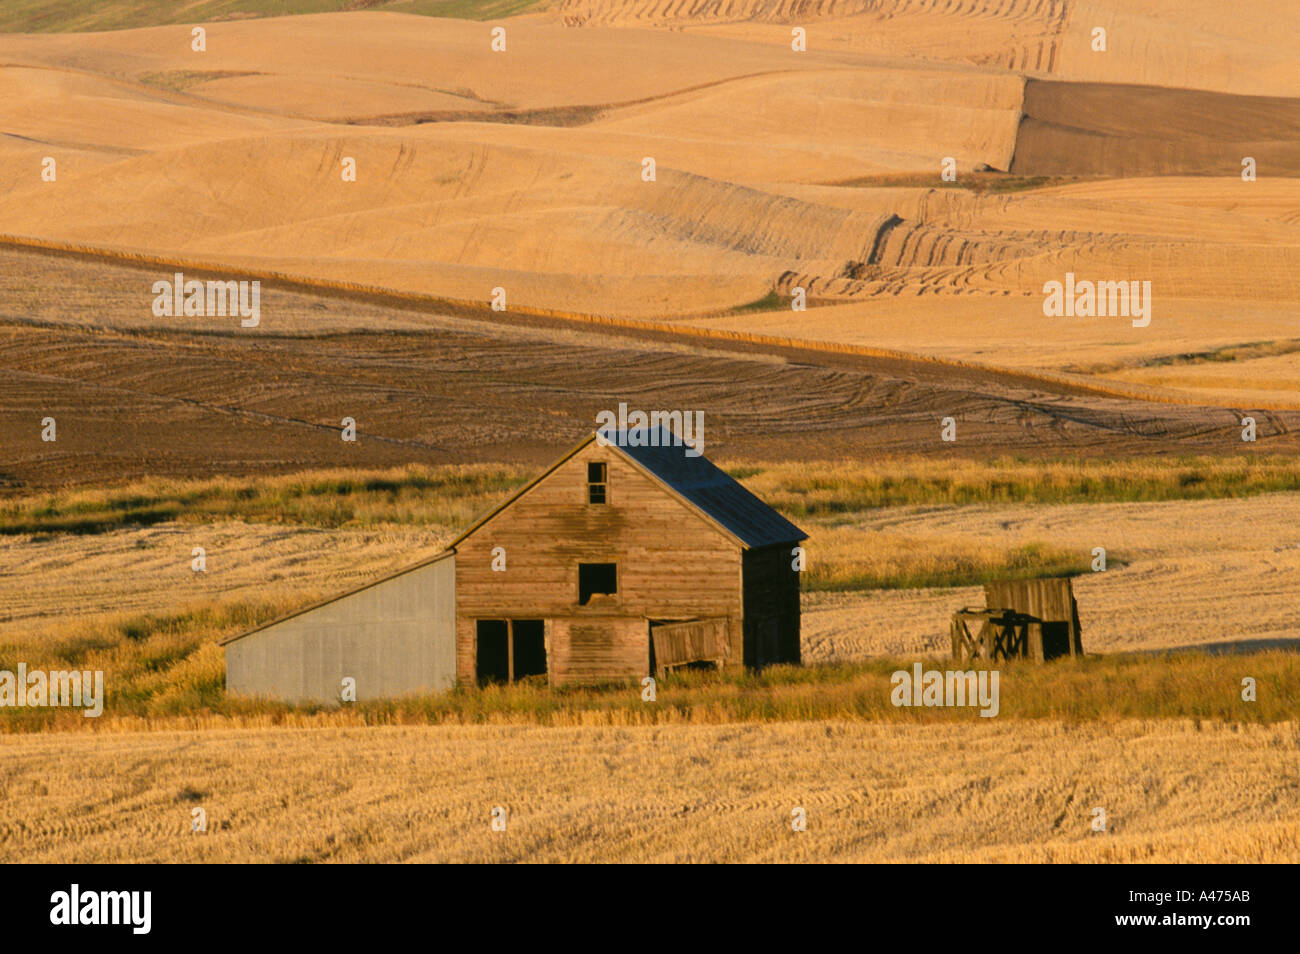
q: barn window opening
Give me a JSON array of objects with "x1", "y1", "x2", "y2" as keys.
[
  {"x1": 578, "y1": 562, "x2": 617, "y2": 605},
  {"x1": 587, "y1": 461, "x2": 607, "y2": 504},
  {"x1": 477, "y1": 619, "x2": 547, "y2": 684},
  {"x1": 475, "y1": 620, "x2": 510, "y2": 685},
  {"x1": 511, "y1": 620, "x2": 547, "y2": 680}
]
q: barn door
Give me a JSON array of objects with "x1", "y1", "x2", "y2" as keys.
[{"x1": 649, "y1": 618, "x2": 728, "y2": 676}]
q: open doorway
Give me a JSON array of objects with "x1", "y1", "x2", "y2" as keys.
[
  {"x1": 476, "y1": 619, "x2": 547, "y2": 685},
  {"x1": 512, "y1": 620, "x2": 547, "y2": 679},
  {"x1": 475, "y1": 620, "x2": 509, "y2": 684}
]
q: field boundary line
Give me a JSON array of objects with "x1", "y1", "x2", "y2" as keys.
[{"x1": 0, "y1": 232, "x2": 1272, "y2": 410}]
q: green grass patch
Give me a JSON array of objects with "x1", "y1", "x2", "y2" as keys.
[
  {"x1": 803, "y1": 541, "x2": 1095, "y2": 592},
  {"x1": 728, "y1": 290, "x2": 788, "y2": 314},
  {"x1": 1068, "y1": 338, "x2": 1300, "y2": 375},
  {"x1": 7, "y1": 455, "x2": 1297, "y2": 538},
  {"x1": 1, "y1": 456, "x2": 1287, "y2": 597},
  {"x1": 984, "y1": 175, "x2": 1059, "y2": 193}
]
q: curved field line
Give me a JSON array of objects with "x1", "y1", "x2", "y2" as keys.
[
  {"x1": 341, "y1": 67, "x2": 869, "y2": 127},
  {"x1": 0, "y1": 231, "x2": 1283, "y2": 411}
]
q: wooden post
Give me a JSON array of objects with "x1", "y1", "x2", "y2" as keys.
[{"x1": 1071, "y1": 593, "x2": 1083, "y2": 656}]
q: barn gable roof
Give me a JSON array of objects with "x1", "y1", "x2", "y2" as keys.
[
  {"x1": 603, "y1": 427, "x2": 807, "y2": 548},
  {"x1": 450, "y1": 427, "x2": 807, "y2": 550}
]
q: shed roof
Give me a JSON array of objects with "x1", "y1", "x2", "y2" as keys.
[
  {"x1": 450, "y1": 427, "x2": 807, "y2": 550},
  {"x1": 218, "y1": 550, "x2": 453, "y2": 646}
]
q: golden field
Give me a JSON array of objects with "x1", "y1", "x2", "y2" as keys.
[
  {"x1": 2, "y1": 1, "x2": 1299, "y2": 865},
  {"x1": 2, "y1": 720, "x2": 1296, "y2": 863},
  {"x1": 0, "y1": 3, "x2": 1298, "y2": 406}
]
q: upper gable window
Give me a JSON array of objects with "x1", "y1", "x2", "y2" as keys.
[{"x1": 587, "y1": 461, "x2": 607, "y2": 504}]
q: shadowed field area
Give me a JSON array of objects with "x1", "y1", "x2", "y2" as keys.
[
  {"x1": 0, "y1": 0, "x2": 545, "y2": 33},
  {"x1": 4, "y1": 248, "x2": 1299, "y2": 491}
]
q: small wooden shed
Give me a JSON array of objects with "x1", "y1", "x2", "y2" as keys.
[{"x1": 951, "y1": 577, "x2": 1083, "y2": 662}]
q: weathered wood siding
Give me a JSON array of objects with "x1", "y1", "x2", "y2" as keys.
[
  {"x1": 651, "y1": 617, "x2": 730, "y2": 673},
  {"x1": 742, "y1": 544, "x2": 801, "y2": 667},
  {"x1": 549, "y1": 617, "x2": 649, "y2": 684},
  {"x1": 984, "y1": 579, "x2": 1073, "y2": 621},
  {"x1": 984, "y1": 578, "x2": 1082, "y2": 655},
  {"x1": 456, "y1": 442, "x2": 744, "y2": 684}
]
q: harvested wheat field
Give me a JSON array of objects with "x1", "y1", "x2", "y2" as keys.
[
  {"x1": 5, "y1": 247, "x2": 1300, "y2": 491},
  {"x1": 0, "y1": 522, "x2": 449, "y2": 633},
  {"x1": 3, "y1": 0, "x2": 1299, "y2": 877},
  {"x1": 804, "y1": 492, "x2": 1300, "y2": 660},
  {"x1": 1, "y1": 721, "x2": 1296, "y2": 863},
  {"x1": 0, "y1": 4, "x2": 1297, "y2": 407}
]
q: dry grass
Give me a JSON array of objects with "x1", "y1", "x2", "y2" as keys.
[
  {"x1": 10, "y1": 460, "x2": 1204, "y2": 604},
  {"x1": 3, "y1": 601, "x2": 1296, "y2": 731},
  {"x1": 2, "y1": 466, "x2": 1298, "y2": 730},
  {"x1": 0, "y1": 465, "x2": 531, "y2": 535},
  {"x1": 0, "y1": 521, "x2": 447, "y2": 640},
  {"x1": 803, "y1": 527, "x2": 1089, "y2": 592},
  {"x1": 4, "y1": 1, "x2": 1298, "y2": 865},
  {"x1": 0, "y1": 597, "x2": 299, "y2": 731},
  {"x1": 2, "y1": 720, "x2": 1296, "y2": 862},
  {"x1": 8, "y1": 456, "x2": 1298, "y2": 534},
  {"x1": 803, "y1": 491, "x2": 1300, "y2": 659},
  {"x1": 731, "y1": 456, "x2": 1300, "y2": 515}
]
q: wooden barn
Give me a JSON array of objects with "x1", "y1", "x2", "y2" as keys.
[{"x1": 222, "y1": 426, "x2": 806, "y2": 702}]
